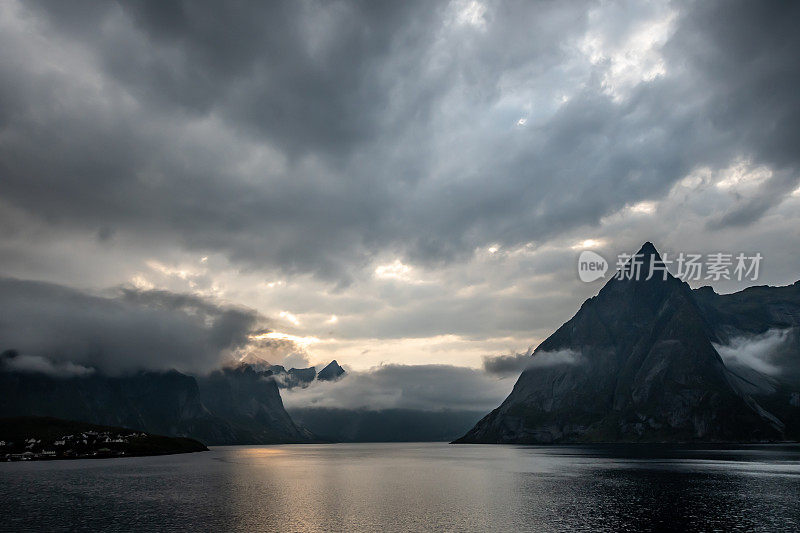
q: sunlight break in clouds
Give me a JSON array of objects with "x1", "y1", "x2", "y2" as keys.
[
  {"x1": 279, "y1": 310, "x2": 301, "y2": 326},
  {"x1": 580, "y1": 3, "x2": 677, "y2": 101},
  {"x1": 374, "y1": 260, "x2": 416, "y2": 282},
  {"x1": 572, "y1": 239, "x2": 606, "y2": 250},
  {"x1": 629, "y1": 201, "x2": 657, "y2": 215},
  {"x1": 715, "y1": 158, "x2": 773, "y2": 191},
  {"x1": 452, "y1": 0, "x2": 487, "y2": 30},
  {"x1": 250, "y1": 331, "x2": 320, "y2": 348}
]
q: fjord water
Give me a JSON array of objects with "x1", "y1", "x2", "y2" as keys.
[{"x1": 2, "y1": 443, "x2": 799, "y2": 532}]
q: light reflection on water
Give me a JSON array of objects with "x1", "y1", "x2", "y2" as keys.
[{"x1": 1, "y1": 443, "x2": 799, "y2": 532}]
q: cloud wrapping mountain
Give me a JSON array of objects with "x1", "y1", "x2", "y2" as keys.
[
  {"x1": 0, "y1": 277, "x2": 259, "y2": 375},
  {"x1": 2, "y1": 353, "x2": 95, "y2": 378},
  {"x1": 281, "y1": 364, "x2": 512, "y2": 413},
  {"x1": 483, "y1": 347, "x2": 582, "y2": 375},
  {"x1": 713, "y1": 329, "x2": 792, "y2": 377}
]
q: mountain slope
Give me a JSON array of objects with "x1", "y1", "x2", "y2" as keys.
[
  {"x1": 197, "y1": 365, "x2": 310, "y2": 443},
  {"x1": 455, "y1": 243, "x2": 788, "y2": 444}
]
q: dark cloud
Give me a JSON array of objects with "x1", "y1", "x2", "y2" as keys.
[
  {"x1": 669, "y1": 0, "x2": 800, "y2": 229},
  {"x1": 707, "y1": 169, "x2": 800, "y2": 229},
  {"x1": 105, "y1": 0, "x2": 441, "y2": 154},
  {"x1": 0, "y1": 0, "x2": 799, "y2": 369},
  {"x1": 0, "y1": 0, "x2": 749, "y2": 278},
  {"x1": 0, "y1": 277, "x2": 260, "y2": 375},
  {"x1": 3, "y1": 1, "x2": 799, "y2": 278},
  {"x1": 482, "y1": 349, "x2": 533, "y2": 376},
  {"x1": 669, "y1": 0, "x2": 800, "y2": 169}
]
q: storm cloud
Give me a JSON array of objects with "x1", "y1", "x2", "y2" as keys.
[
  {"x1": 2, "y1": 0, "x2": 799, "y2": 278},
  {"x1": 1, "y1": 1, "x2": 799, "y2": 374}
]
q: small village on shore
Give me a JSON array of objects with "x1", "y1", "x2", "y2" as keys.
[
  {"x1": 0, "y1": 417, "x2": 208, "y2": 462},
  {"x1": 1, "y1": 429, "x2": 148, "y2": 461}
]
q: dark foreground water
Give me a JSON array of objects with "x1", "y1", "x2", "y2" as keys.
[{"x1": 2, "y1": 443, "x2": 800, "y2": 532}]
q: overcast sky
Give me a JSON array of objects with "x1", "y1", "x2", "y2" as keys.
[{"x1": 1, "y1": 0, "x2": 799, "y2": 383}]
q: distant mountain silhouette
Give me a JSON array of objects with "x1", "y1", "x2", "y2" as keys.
[
  {"x1": 0, "y1": 357, "x2": 311, "y2": 445},
  {"x1": 0, "y1": 352, "x2": 353, "y2": 445},
  {"x1": 456, "y1": 243, "x2": 800, "y2": 444}
]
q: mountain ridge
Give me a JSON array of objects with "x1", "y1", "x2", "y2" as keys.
[
  {"x1": 0, "y1": 356, "x2": 312, "y2": 445},
  {"x1": 234, "y1": 354, "x2": 346, "y2": 387}
]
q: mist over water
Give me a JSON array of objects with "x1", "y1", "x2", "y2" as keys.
[{"x1": 2, "y1": 443, "x2": 799, "y2": 532}]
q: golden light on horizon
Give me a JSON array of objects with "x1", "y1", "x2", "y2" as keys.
[
  {"x1": 571, "y1": 239, "x2": 605, "y2": 250},
  {"x1": 249, "y1": 331, "x2": 321, "y2": 347}
]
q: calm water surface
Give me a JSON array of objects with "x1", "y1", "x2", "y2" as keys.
[{"x1": 2, "y1": 443, "x2": 800, "y2": 532}]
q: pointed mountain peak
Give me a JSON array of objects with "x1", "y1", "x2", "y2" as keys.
[
  {"x1": 596, "y1": 240, "x2": 683, "y2": 304},
  {"x1": 614, "y1": 241, "x2": 669, "y2": 280},
  {"x1": 636, "y1": 241, "x2": 659, "y2": 258},
  {"x1": 317, "y1": 360, "x2": 346, "y2": 381}
]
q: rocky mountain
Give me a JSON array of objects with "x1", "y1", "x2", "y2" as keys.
[
  {"x1": 317, "y1": 360, "x2": 346, "y2": 381},
  {"x1": 282, "y1": 366, "x2": 317, "y2": 388},
  {"x1": 0, "y1": 354, "x2": 310, "y2": 445},
  {"x1": 456, "y1": 242, "x2": 800, "y2": 444}
]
